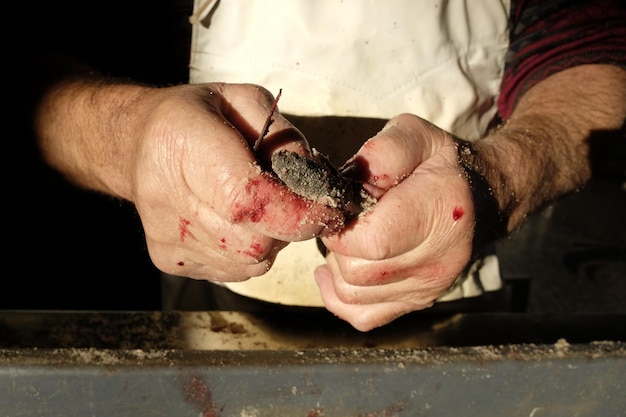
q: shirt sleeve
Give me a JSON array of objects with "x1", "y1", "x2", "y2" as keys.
[{"x1": 497, "y1": 0, "x2": 626, "y2": 120}]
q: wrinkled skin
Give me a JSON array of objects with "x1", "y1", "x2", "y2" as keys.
[
  {"x1": 131, "y1": 83, "x2": 340, "y2": 281},
  {"x1": 92, "y1": 82, "x2": 475, "y2": 328},
  {"x1": 134, "y1": 86, "x2": 475, "y2": 324},
  {"x1": 28, "y1": 32, "x2": 626, "y2": 336},
  {"x1": 315, "y1": 114, "x2": 475, "y2": 331}
]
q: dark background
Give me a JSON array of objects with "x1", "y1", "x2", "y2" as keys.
[{"x1": 5, "y1": 0, "x2": 193, "y2": 310}]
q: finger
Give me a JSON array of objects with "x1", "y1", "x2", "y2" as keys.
[
  {"x1": 218, "y1": 83, "x2": 311, "y2": 157},
  {"x1": 315, "y1": 265, "x2": 424, "y2": 332},
  {"x1": 139, "y1": 186, "x2": 292, "y2": 280},
  {"x1": 176, "y1": 204, "x2": 291, "y2": 266},
  {"x1": 324, "y1": 249, "x2": 461, "y2": 299},
  {"x1": 347, "y1": 113, "x2": 447, "y2": 190},
  {"x1": 151, "y1": 241, "x2": 279, "y2": 281},
  {"x1": 147, "y1": 200, "x2": 295, "y2": 277}
]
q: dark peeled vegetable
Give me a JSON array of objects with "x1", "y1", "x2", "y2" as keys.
[{"x1": 271, "y1": 149, "x2": 376, "y2": 220}]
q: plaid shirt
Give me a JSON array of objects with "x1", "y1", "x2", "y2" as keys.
[{"x1": 498, "y1": 0, "x2": 626, "y2": 120}]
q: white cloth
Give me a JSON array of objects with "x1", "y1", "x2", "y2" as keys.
[
  {"x1": 190, "y1": 0, "x2": 510, "y2": 139},
  {"x1": 189, "y1": 0, "x2": 510, "y2": 306}
]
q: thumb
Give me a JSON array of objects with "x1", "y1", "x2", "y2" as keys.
[{"x1": 345, "y1": 113, "x2": 447, "y2": 192}]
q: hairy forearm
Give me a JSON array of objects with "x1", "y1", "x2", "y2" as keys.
[
  {"x1": 469, "y1": 64, "x2": 626, "y2": 234},
  {"x1": 34, "y1": 69, "x2": 155, "y2": 201}
]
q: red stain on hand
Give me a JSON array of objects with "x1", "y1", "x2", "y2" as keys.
[
  {"x1": 179, "y1": 218, "x2": 194, "y2": 242},
  {"x1": 231, "y1": 178, "x2": 269, "y2": 223},
  {"x1": 242, "y1": 240, "x2": 265, "y2": 259},
  {"x1": 231, "y1": 200, "x2": 267, "y2": 223},
  {"x1": 363, "y1": 270, "x2": 391, "y2": 285},
  {"x1": 218, "y1": 237, "x2": 227, "y2": 250},
  {"x1": 371, "y1": 173, "x2": 390, "y2": 186},
  {"x1": 363, "y1": 140, "x2": 376, "y2": 150},
  {"x1": 230, "y1": 174, "x2": 311, "y2": 226},
  {"x1": 452, "y1": 207, "x2": 464, "y2": 221}
]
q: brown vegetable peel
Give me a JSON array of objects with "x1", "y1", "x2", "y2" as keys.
[
  {"x1": 271, "y1": 149, "x2": 375, "y2": 219},
  {"x1": 256, "y1": 90, "x2": 376, "y2": 224}
]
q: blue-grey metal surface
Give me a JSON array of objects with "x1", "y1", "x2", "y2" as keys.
[
  {"x1": 1, "y1": 311, "x2": 625, "y2": 416},
  {"x1": 2, "y1": 343, "x2": 625, "y2": 417}
]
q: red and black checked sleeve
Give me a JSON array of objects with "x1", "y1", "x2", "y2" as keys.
[{"x1": 497, "y1": 0, "x2": 626, "y2": 120}]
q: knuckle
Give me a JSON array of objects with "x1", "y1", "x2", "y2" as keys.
[
  {"x1": 241, "y1": 83, "x2": 275, "y2": 105},
  {"x1": 349, "y1": 310, "x2": 383, "y2": 332}
]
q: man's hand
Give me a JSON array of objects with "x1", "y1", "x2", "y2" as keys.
[
  {"x1": 315, "y1": 64, "x2": 626, "y2": 332},
  {"x1": 316, "y1": 114, "x2": 475, "y2": 331},
  {"x1": 36, "y1": 80, "x2": 339, "y2": 281}
]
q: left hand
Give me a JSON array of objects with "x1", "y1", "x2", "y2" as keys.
[{"x1": 315, "y1": 113, "x2": 475, "y2": 331}]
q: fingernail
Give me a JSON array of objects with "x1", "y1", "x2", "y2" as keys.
[{"x1": 314, "y1": 265, "x2": 331, "y2": 284}]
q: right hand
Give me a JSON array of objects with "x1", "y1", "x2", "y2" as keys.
[{"x1": 129, "y1": 83, "x2": 339, "y2": 281}]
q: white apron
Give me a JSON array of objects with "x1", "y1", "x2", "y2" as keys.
[{"x1": 188, "y1": 0, "x2": 510, "y2": 306}]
